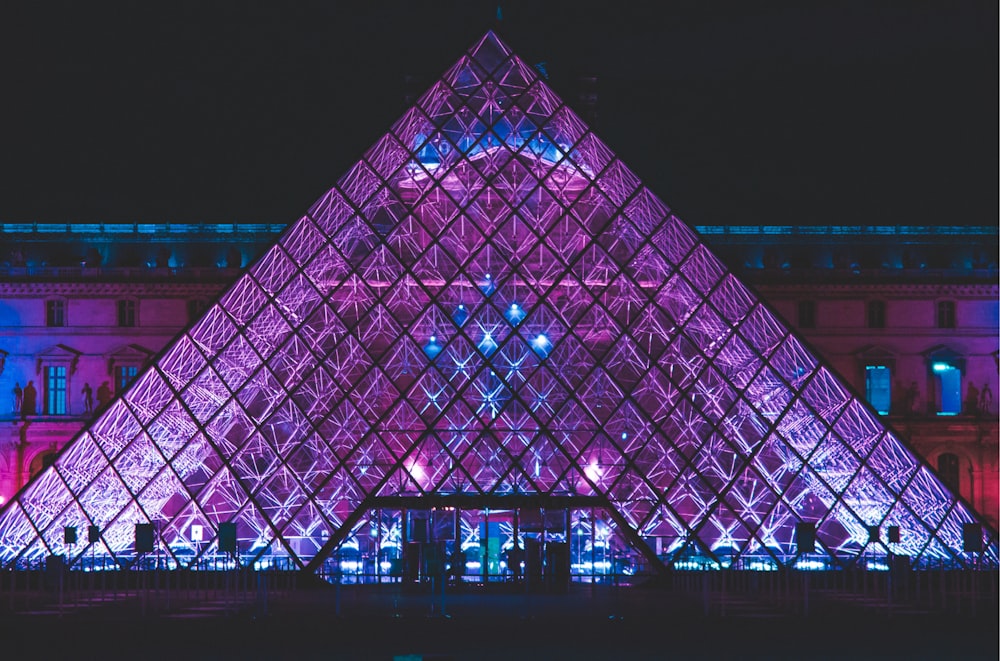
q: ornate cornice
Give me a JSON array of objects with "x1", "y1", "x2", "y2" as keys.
[
  {"x1": 752, "y1": 282, "x2": 999, "y2": 297},
  {"x1": 0, "y1": 281, "x2": 229, "y2": 297}
]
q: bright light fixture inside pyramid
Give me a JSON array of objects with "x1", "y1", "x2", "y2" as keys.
[
  {"x1": 530, "y1": 333, "x2": 552, "y2": 358},
  {"x1": 505, "y1": 303, "x2": 525, "y2": 325}
]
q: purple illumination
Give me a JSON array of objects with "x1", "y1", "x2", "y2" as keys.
[{"x1": 0, "y1": 31, "x2": 995, "y2": 574}]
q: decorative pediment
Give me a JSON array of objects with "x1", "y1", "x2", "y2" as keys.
[
  {"x1": 854, "y1": 344, "x2": 897, "y2": 368},
  {"x1": 35, "y1": 344, "x2": 81, "y2": 376},
  {"x1": 103, "y1": 343, "x2": 154, "y2": 375}
]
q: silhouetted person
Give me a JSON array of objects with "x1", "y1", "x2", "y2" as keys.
[
  {"x1": 507, "y1": 544, "x2": 523, "y2": 581},
  {"x1": 21, "y1": 381, "x2": 37, "y2": 419},
  {"x1": 13, "y1": 382, "x2": 22, "y2": 414},
  {"x1": 979, "y1": 384, "x2": 993, "y2": 415},
  {"x1": 448, "y1": 548, "x2": 466, "y2": 586},
  {"x1": 903, "y1": 381, "x2": 919, "y2": 416},
  {"x1": 965, "y1": 383, "x2": 981, "y2": 415},
  {"x1": 96, "y1": 381, "x2": 112, "y2": 408},
  {"x1": 81, "y1": 382, "x2": 93, "y2": 413}
]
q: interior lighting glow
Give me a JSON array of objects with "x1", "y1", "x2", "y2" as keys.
[
  {"x1": 480, "y1": 274, "x2": 495, "y2": 296},
  {"x1": 479, "y1": 332, "x2": 498, "y2": 356},
  {"x1": 452, "y1": 304, "x2": 469, "y2": 326},
  {"x1": 932, "y1": 362, "x2": 951, "y2": 372},
  {"x1": 584, "y1": 460, "x2": 602, "y2": 482},
  {"x1": 530, "y1": 333, "x2": 551, "y2": 358},
  {"x1": 505, "y1": 302, "x2": 525, "y2": 326},
  {"x1": 423, "y1": 335, "x2": 442, "y2": 359},
  {"x1": 407, "y1": 461, "x2": 425, "y2": 481}
]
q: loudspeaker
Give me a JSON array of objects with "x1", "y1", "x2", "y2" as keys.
[
  {"x1": 963, "y1": 523, "x2": 983, "y2": 553},
  {"x1": 88, "y1": 525, "x2": 100, "y2": 543},
  {"x1": 135, "y1": 523, "x2": 154, "y2": 553},
  {"x1": 867, "y1": 525, "x2": 879, "y2": 543},
  {"x1": 218, "y1": 522, "x2": 237, "y2": 553},
  {"x1": 796, "y1": 522, "x2": 816, "y2": 553},
  {"x1": 888, "y1": 525, "x2": 900, "y2": 543},
  {"x1": 64, "y1": 526, "x2": 77, "y2": 544}
]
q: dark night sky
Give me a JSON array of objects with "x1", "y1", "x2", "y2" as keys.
[{"x1": 1, "y1": 1, "x2": 996, "y2": 228}]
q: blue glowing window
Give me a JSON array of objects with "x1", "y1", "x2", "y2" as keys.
[{"x1": 865, "y1": 365, "x2": 891, "y2": 415}]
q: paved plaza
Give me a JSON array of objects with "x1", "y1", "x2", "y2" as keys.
[{"x1": 1, "y1": 577, "x2": 996, "y2": 660}]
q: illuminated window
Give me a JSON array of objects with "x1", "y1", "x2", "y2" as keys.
[
  {"x1": 937, "y1": 452, "x2": 960, "y2": 495},
  {"x1": 117, "y1": 299, "x2": 137, "y2": 327},
  {"x1": 936, "y1": 301, "x2": 956, "y2": 329},
  {"x1": 44, "y1": 365, "x2": 67, "y2": 415},
  {"x1": 114, "y1": 365, "x2": 139, "y2": 391},
  {"x1": 932, "y1": 361, "x2": 962, "y2": 415},
  {"x1": 866, "y1": 300, "x2": 885, "y2": 329},
  {"x1": 865, "y1": 365, "x2": 891, "y2": 415},
  {"x1": 45, "y1": 299, "x2": 66, "y2": 327},
  {"x1": 797, "y1": 300, "x2": 815, "y2": 329}
]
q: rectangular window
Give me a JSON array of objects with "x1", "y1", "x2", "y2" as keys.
[
  {"x1": 797, "y1": 300, "x2": 816, "y2": 329},
  {"x1": 45, "y1": 300, "x2": 66, "y2": 327},
  {"x1": 114, "y1": 365, "x2": 139, "y2": 391},
  {"x1": 117, "y1": 299, "x2": 137, "y2": 327},
  {"x1": 866, "y1": 301, "x2": 886, "y2": 329},
  {"x1": 865, "y1": 365, "x2": 891, "y2": 415},
  {"x1": 936, "y1": 301, "x2": 956, "y2": 329},
  {"x1": 932, "y1": 361, "x2": 962, "y2": 415},
  {"x1": 44, "y1": 365, "x2": 67, "y2": 415}
]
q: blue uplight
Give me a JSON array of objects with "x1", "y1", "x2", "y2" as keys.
[
  {"x1": 505, "y1": 303, "x2": 525, "y2": 326},
  {"x1": 479, "y1": 332, "x2": 498, "y2": 356},
  {"x1": 452, "y1": 304, "x2": 469, "y2": 327},
  {"x1": 423, "y1": 335, "x2": 442, "y2": 360},
  {"x1": 530, "y1": 333, "x2": 552, "y2": 359},
  {"x1": 480, "y1": 274, "x2": 496, "y2": 297}
]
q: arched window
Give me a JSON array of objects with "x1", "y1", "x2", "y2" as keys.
[{"x1": 937, "y1": 452, "x2": 961, "y2": 496}]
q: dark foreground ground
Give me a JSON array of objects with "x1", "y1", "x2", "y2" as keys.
[{"x1": 0, "y1": 580, "x2": 996, "y2": 660}]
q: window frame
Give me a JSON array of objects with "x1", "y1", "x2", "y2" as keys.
[
  {"x1": 45, "y1": 298, "x2": 67, "y2": 327},
  {"x1": 924, "y1": 346, "x2": 965, "y2": 416},
  {"x1": 44, "y1": 364, "x2": 68, "y2": 415},
  {"x1": 114, "y1": 364, "x2": 140, "y2": 391},
  {"x1": 116, "y1": 298, "x2": 138, "y2": 328},
  {"x1": 866, "y1": 300, "x2": 886, "y2": 329},
  {"x1": 936, "y1": 300, "x2": 956, "y2": 329},
  {"x1": 864, "y1": 364, "x2": 892, "y2": 415},
  {"x1": 797, "y1": 300, "x2": 816, "y2": 329}
]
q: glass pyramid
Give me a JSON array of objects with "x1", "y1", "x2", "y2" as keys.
[{"x1": 1, "y1": 31, "x2": 995, "y2": 575}]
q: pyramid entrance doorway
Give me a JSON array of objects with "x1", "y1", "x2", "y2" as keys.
[{"x1": 311, "y1": 494, "x2": 650, "y2": 586}]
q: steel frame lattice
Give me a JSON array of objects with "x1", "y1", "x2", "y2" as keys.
[{"x1": 0, "y1": 31, "x2": 996, "y2": 573}]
